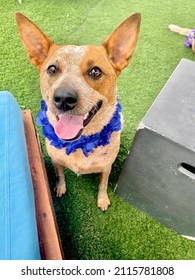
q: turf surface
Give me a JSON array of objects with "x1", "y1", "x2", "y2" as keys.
[{"x1": 1, "y1": 0, "x2": 195, "y2": 259}]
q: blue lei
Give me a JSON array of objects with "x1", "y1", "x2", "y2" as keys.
[
  {"x1": 184, "y1": 29, "x2": 195, "y2": 48},
  {"x1": 36, "y1": 99, "x2": 122, "y2": 157}
]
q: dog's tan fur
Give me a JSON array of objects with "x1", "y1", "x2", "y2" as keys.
[
  {"x1": 16, "y1": 12, "x2": 141, "y2": 210},
  {"x1": 169, "y1": 24, "x2": 195, "y2": 53}
]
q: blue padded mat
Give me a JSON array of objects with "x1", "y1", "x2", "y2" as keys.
[{"x1": 0, "y1": 91, "x2": 40, "y2": 260}]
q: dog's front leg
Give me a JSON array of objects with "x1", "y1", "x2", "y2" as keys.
[
  {"x1": 53, "y1": 162, "x2": 66, "y2": 197},
  {"x1": 192, "y1": 38, "x2": 195, "y2": 53},
  {"x1": 97, "y1": 168, "x2": 111, "y2": 211}
]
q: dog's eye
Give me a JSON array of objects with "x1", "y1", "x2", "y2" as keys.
[
  {"x1": 47, "y1": 65, "x2": 57, "y2": 76},
  {"x1": 88, "y1": 67, "x2": 102, "y2": 80}
]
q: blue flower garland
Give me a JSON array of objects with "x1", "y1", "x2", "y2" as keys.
[
  {"x1": 184, "y1": 29, "x2": 195, "y2": 48},
  {"x1": 36, "y1": 99, "x2": 122, "y2": 157}
]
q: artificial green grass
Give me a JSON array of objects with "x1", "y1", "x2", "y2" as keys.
[{"x1": 1, "y1": 0, "x2": 195, "y2": 259}]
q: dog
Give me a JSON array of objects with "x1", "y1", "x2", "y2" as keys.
[
  {"x1": 16, "y1": 12, "x2": 141, "y2": 211},
  {"x1": 169, "y1": 24, "x2": 195, "y2": 53}
]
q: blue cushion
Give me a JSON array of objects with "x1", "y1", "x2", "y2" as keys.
[{"x1": 0, "y1": 91, "x2": 41, "y2": 260}]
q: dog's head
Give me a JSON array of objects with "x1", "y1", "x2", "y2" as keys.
[{"x1": 16, "y1": 12, "x2": 141, "y2": 141}]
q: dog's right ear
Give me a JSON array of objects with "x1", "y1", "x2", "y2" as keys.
[{"x1": 15, "y1": 13, "x2": 54, "y2": 68}]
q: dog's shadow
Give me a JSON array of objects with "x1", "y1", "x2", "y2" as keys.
[
  {"x1": 44, "y1": 143, "x2": 128, "y2": 259},
  {"x1": 44, "y1": 155, "x2": 100, "y2": 259}
]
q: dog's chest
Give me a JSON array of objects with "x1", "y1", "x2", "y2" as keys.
[{"x1": 46, "y1": 131, "x2": 120, "y2": 175}]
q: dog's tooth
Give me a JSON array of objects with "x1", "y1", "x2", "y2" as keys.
[{"x1": 84, "y1": 112, "x2": 89, "y2": 120}]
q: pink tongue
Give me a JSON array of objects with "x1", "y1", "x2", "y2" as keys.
[{"x1": 54, "y1": 114, "x2": 83, "y2": 140}]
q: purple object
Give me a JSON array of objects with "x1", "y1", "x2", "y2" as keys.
[{"x1": 184, "y1": 29, "x2": 195, "y2": 48}]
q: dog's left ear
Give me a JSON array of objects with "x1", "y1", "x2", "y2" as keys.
[{"x1": 102, "y1": 13, "x2": 141, "y2": 74}]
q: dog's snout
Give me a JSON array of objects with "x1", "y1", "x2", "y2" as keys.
[{"x1": 53, "y1": 87, "x2": 78, "y2": 111}]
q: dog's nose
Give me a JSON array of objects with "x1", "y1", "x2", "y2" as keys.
[{"x1": 53, "y1": 87, "x2": 78, "y2": 111}]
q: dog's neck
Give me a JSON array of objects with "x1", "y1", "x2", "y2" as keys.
[{"x1": 36, "y1": 99, "x2": 122, "y2": 157}]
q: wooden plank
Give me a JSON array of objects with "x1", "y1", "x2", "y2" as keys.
[{"x1": 22, "y1": 110, "x2": 64, "y2": 260}]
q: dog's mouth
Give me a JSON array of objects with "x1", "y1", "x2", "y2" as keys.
[{"x1": 53, "y1": 100, "x2": 103, "y2": 141}]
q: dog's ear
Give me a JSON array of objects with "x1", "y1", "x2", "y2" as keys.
[
  {"x1": 15, "y1": 13, "x2": 54, "y2": 68},
  {"x1": 102, "y1": 13, "x2": 141, "y2": 74}
]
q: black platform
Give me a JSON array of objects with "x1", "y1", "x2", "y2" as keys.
[{"x1": 116, "y1": 59, "x2": 195, "y2": 239}]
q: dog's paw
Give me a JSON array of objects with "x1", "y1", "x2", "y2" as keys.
[
  {"x1": 168, "y1": 24, "x2": 177, "y2": 32},
  {"x1": 97, "y1": 195, "x2": 110, "y2": 211},
  {"x1": 54, "y1": 184, "x2": 66, "y2": 197}
]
